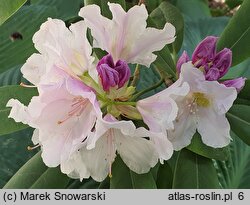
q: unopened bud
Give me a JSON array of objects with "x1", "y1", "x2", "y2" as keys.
[{"x1": 97, "y1": 54, "x2": 130, "y2": 91}]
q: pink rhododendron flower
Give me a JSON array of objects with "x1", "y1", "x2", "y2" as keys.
[
  {"x1": 79, "y1": 3, "x2": 176, "y2": 67},
  {"x1": 61, "y1": 114, "x2": 160, "y2": 182},
  {"x1": 169, "y1": 62, "x2": 237, "y2": 150},
  {"x1": 7, "y1": 75, "x2": 101, "y2": 167},
  {"x1": 21, "y1": 18, "x2": 96, "y2": 85}
]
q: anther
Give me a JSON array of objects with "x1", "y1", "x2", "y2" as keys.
[{"x1": 27, "y1": 144, "x2": 40, "y2": 151}]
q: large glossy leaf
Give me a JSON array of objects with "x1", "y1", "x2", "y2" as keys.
[
  {"x1": 181, "y1": 17, "x2": 229, "y2": 55},
  {"x1": 0, "y1": 65, "x2": 24, "y2": 86},
  {"x1": 175, "y1": 0, "x2": 211, "y2": 20},
  {"x1": 172, "y1": 149, "x2": 220, "y2": 188},
  {"x1": 153, "y1": 46, "x2": 177, "y2": 79},
  {"x1": 227, "y1": 104, "x2": 250, "y2": 145},
  {"x1": 0, "y1": 85, "x2": 37, "y2": 109},
  {"x1": 156, "y1": 162, "x2": 173, "y2": 189},
  {"x1": 149, "y1": 1, "x2": 184, "y2": 53},
  {"x1": 31, "y1": 167, "x2": 70, "y2": 189},
  {"x1": 187, "y1": 133, "x2": 230, "y2": 161},
  {"x1": 217, "y1": 0, "x2": 250, "y2": 66},
  {"x1": 31, "y1": 0, "x2": 84, "y2": 20},
  {"x1": 130, "y1": 171, "x2": 157, "y2": 189},
  {"x1": 216, "y1": 132, "x2": 250, "y2": 188},
  {"x1": 0, "y1": 5, "x2": 57, "y2": 74},
  {"x1": 67, "y1": 179, "x2": 100, "y2": 189},
  {"x1": 0, "y1": 0, "x2": 27, "y2": 25},
  {"x1": 4, "y1": 151, "x2": 70, "y2": 189},
  {"x1": 0, "y1": 109, "x2": 28, "y2": 136},
  {"x1": 110, "y1": 155, "x2": 157, "y2": 189},
  {"x1": 110, "y1": 156, "x2": 132, "y2": 189},
  {"x1": 0, "y1": 128, "x2": 36, "y2": 188},
  {"x1": 84, "y1": 0, "x2": 126, "y2": 18},
  {"x1": 0, "y1": 85, "x2": 37, "y2": 135},
  {"x1": 3, "y1": 152, "x2": 47, "y2": 188}
]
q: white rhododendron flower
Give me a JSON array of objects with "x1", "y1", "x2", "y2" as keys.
[
  {"x1": 79, "y1": 3, "x2": 176, "y2": 67},
  {"x1": 168, "y1": 62, "x2": 237, "y2": 150},
  {"x1": 61, "y1": 114, "x2": 160, "y2": 182},
  {"x1": 21, "y1": 18, "x2": 96, "y2": 85},
  {"x1": 7, "y1": 74, "x2": 101, "y2": 167}
]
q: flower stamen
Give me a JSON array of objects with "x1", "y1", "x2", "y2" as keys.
[
  {"x1": 27, "y1": 143, "x2": 40, "y2": 151},
  {"x1": 58, "y1": 97, "x2": 89, "y2": 124},
  {"x1": 20, "y1": 82, "x2": 36, "y2": 88}
]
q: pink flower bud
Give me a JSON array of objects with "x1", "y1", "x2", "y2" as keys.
[
  {"x1": 177, "y1": 51, "x2": 190, "y2": 74},
  {"x1": 205, "y1": 67, "x2": 221, "y2": 81},
  {"x1": 213, "y1": 48, "x2": 232, "y2": 78},
  {"x1": 192, "y1": 36, "x2": 218, "y2": 67},
  {"x1": 97, "y1": 54, "x2": 131, "y2": 91},
  {"x1": 222, "y1": 77, "x2": 246, "y2": 93}
]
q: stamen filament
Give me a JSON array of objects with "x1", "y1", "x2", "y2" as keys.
[{"x1": 20, "y1": 82, "x2": 36, "y2": 88}]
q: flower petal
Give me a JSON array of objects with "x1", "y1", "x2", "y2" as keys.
[
  {"x1": 200, "y1": 80, "x2": 237, "y2": 114},
  {"x1": 116, "y1": 129, "x2": 158, "y2": 174},
  {"x1": 33, "y1": 18, "x2": 94, "y2": 77},
  {"x1": 21, "y1": 54, "x2": 46, "y2": 85},
  {"x1": 137, "y1": 80, "x2": 189, "y2": 132},
  {"x1": 128, "y1": 23, "x2": 176, "y2": 67},
  {"x1": 80, "y1": 3, "x2": 175, "y2": 66},
  {"x1": 168, "y1": 107, "x2": 197, "y2": 150},
  {"x1": 197, "y1": 107, "x2": 231, "y2": 148}
]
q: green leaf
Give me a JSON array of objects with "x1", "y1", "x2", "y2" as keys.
[
  {"x1": 223, "y1": 59, "x2": 250, "y2": 79},
  {"x1": 0, "y1": 85, "x2": 37, "y2": 109},
  {"x1": 110, "y1": 155, "x2": 157, "y2": 189},
  {"x1": 150, "y1": 1, "x2": 184, "y2": 53},
  {"x1": 187, "y1": 133, "x2": 230, "y2": 161},
  {"x1": 4, "y1": 151, "x2": 70, "y2": 189},
  {"x1": 144, "y1": 0, "x2": 163, "y2": 13},
  {"x1": 0, "y1": 65, "x2": 24, "y2": 86},
  {"x1": 216, "y1": 132, "x2": 250, "y2": 188},
  {"x1": 181, "y1": 17, "x2": 229, "y2": 56},
  {"x1": 225, "y1": 0, "x2": 243, "y2": 9},
  {"x1": 153, "y1": 46, "x2": 177, "y2": 79},
  {"x1": 172, "y1": 149, "x2": 220, "y2": 188},
  {"x1": 217, "y1": 0, "x2": 250, "y2": 66},
  {"x1": 0, "y1": 85, "x2": 37, "y2": 135},
  {"x1": 110, "y1": 156, "x2": 132, "y2": 188},
  {"x1": 67, "y1": 179, "x2": 100, "y2": 189},
  {"x1": 130, "y1": 64, "x2": 166, "y2": 99},
  {"x1": 0, "y1": 5, "x2": 58, "y2": 74},
  {"x1": 175, "y1": 0, "x2": 211, "y2": 20},
  {"x1": 31, "y1": 167, "x2": 70, "y2": 189},
  {"x1": 0, "y1": 128, "x2": 37, "y2": 188},
  {"x1": 227, "y1": 104, "x2": 250, "y2": 145},
  {"x1": 156, "y1": 162, "x2": 173, "y2": 188},
  {"x1": 130, "y1": 171, "x2": 157, "y2": 189},
  {"x1": 84, "y1": 0, "x2": 126, "y2": 18},
  {"x1": 4, "y1": 152, "x2": 47, "y2": 188},
  {"x1": 0, "y1": 109, "x2": 28, "y2": 136},
  {"x1": 31, "y1": 0, "x2": 84, "y2": 20},
  {"x1": 0, "y1": 0, "x2": 27, "y2": 25}
]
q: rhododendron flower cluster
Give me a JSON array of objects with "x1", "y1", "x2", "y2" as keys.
[{"x1": 6, "y1": 3, "x2": 245, "y2": 182}]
